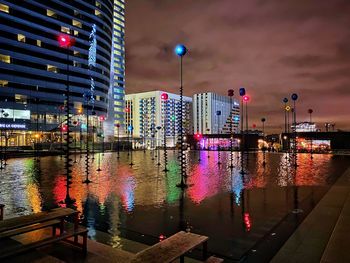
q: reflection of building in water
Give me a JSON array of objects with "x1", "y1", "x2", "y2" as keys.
[
  {"x1": 297, "y1": 138, "x2": 331, "y2": 153},
  {"x1": 125, "y1": 91, "x2": 193, "y2": 148}
]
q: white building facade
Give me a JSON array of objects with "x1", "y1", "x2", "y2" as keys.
[
  {"x1": 125, "y1": 91, "x2": 192, "y2": 148},
  {"x1": 193, "y1": 92, "x2": 240, "y2": 135}
]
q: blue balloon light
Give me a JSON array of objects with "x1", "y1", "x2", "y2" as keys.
[
  {"x1": 128, "y1": 125, "x2": 133, "y2": 131},
  {"x1": 175, "y1": 44, "x2": 187, "y2": 57},
  {"x1": 239, "y1": 87, "x2": 246, "y2": 96},
  {"x1": 291, "y1": 93, "x2": 298, "y2": 101}
]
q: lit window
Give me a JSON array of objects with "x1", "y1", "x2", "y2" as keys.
[
  {"x1": 73, "y1": 50, "x2": 80, "y2": 56},
  {"x1": 74, "y1": 10, "x2": 79, "y2": 16},
  {"x1": 47, "y1": 9, "x2": 57, "y2": 18},
  {"x1": 96, "y1": 1, "x2": 102, "y2": 8},
  {"x1": 0, "y1": 4, "x2": 9, "y2": 13},
  {"x1": 17, "y1": 34, "x2": 26, "y2": 42},
  {"x1": 36, "y1": 40, "x2": 41, "y2": 47},
  {"x1": 72, "y1": 20, "x2": 82, "y2": 28},
  {"x1": 95, "y1": 9, "x2": 102, "y2": 17},
  {"x1": 15, "y1": 94, "x2": 27, "y2": 104},
  {"x1": 73, "y1": 30, "x2": 79, "y2": 36},
  {"x1": 0, "y1": 80, "x2": 9, "y2": 87},
  {"x1": 96, "y1": 95, "x2": 101, "y2": 101},
  {"x1": 47, "y1": 65, "x2": 58, "y2": 73},
  {"x1": 0, "y1": 54, "x2": 10, "y2": 64},
  {"x1": 61, "y1": 26, "x2": 70, "y2": 34}
]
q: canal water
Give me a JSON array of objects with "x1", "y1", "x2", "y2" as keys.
[{"x1": 0, "y1": 151, "x2": 349, "y2": 262}]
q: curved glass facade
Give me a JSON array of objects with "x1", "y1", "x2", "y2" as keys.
[{"x1": 0, "y1": 0, "x2": 114, "y2": 144}]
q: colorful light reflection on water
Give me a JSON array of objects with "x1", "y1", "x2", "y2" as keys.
[{"x1": 0, "y1": 151, "x2": 349, "y2": 261}]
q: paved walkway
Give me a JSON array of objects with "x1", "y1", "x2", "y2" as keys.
[{"x1": 271, "y1": 167, "x2": 350, "y2": 263}]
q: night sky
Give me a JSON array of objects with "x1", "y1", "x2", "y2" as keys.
[{"x1": 125, "y1": 0, "x2": 350, "y2": 133}]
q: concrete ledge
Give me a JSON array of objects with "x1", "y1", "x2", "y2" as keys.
[{"x1": 271, "y1": 167, "x2": 350, "y2": 263}]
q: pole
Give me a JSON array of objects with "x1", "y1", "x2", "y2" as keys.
[
  {"x1": 177, "y1": 56, "x2": 187, "y2": 188},
  {"x1": 217, "y1": 112, "x2": 221, "y2": 165},
  {"x1": 163, "y1": 100, "x2": 168, "y2": 172},
  {"x1": 129, "y1": 128, "x2": 134, "y2": 166},
  {"x1": 117, "y1": 125, "x2": 120, "y2": 159},
  {"x1": 230, "y1": 96, "x2": 233, "y2": 169},
  {"x1": 64, "y1": 47, "x2": 73, "y2": 203}
]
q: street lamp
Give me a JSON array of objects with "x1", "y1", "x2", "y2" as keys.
[
  {"x1": 228, "y1": 89, "x2": 234, "y2": 169},
  {"x1": 291, "y1": 93, "x2": 298, "y2": 168},
  {"x1": 194, "y1": 132, "x2": 202, "y2": 162},
  {"x1": 206, "y1": 128, "x2": 210, "y2": 158},
  {"x1": 96, "y1": 115, "x2": 105, "y2": 171},
  {"x1": 161, "y1": 92, "x2": 169, "y2": 172},
  {"x1": 116, "y1": 123, "x2": 120, "y2": 159},
  {"x1": 58, "y1": 33, "x2": 76, "y2": 204},
  {"x1": 283, "y1": 98, "x2": 288, "y2": 134},
  {"x1": 242, "y1": 94, "x2": 250, "y2": 152},
  {"x1": 156, "y1": 126, "x2": 162, "y2": 166},
  {"x1": 261, "y1": 117, "x2": 266, "y2": 167},
  {"x1": 308, "y1": 109, "x2": 314, "y2": 160},
  {"x1": 216, "y1": 110, "x2": 222, "y2": 165},
  {"x1": 175, "y1": 44, "x2": 188, "y2": 188},
  {"x1": 128, "y1": 125, "x2": 134, "y2": 166}
]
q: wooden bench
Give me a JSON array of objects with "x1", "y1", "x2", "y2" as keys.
[
  {"x1": 205, "y1": 256, "x2": 224, "y2": 263},
  {"x1": 132, "y1": 231, "x2": 209, "y2": 263},
  {"x1": 0, "y1": 208, "x2": 87, "y2": 259}
]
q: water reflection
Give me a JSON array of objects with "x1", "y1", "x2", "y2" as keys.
[{"x1": 0, "y1": 151, "x2": 349, "y2": 261}]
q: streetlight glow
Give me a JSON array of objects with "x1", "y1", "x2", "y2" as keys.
[{"x1": 174, "y1": 44, "x2": 187, "y2": 57}]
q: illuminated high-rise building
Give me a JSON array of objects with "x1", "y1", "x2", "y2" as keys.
[
  {"x1": 111, "y1": 0, "x2": 126, "y2": 136},
  {"x1": 0, "y1": 0, "x2": 114, "y2": 145},
  {"x1": 125, "y1": 91, "x2": 193, "y2": 148},
  {"x1": 193, "y1": 92, "x2": 240, "y2": 135}
]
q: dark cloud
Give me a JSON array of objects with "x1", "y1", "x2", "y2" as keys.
[{"x1": 125, "y1": 0, "x2": 350, "y2": 132}]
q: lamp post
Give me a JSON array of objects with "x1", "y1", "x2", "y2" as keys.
[
  {"x1": 228, "y1": 89, "x2": 234, "y2": 169},
  {"x1": 261, "y1": 117, "x2": 266, "y2": 167},
  {"x1": 239, "y1": 88, "x2": 245, "y2": 151},
  {"x1": 116, "y1": 123, "x2": 120, "y2": 159},
  {"x1": 58, "y1": 33, "x2": 75, "y2": 204},
  {"x1": 161, "y1": 92, "x2": 169, "y2": 172},
  {"x1": 194, "y1": 133, "x2": 202, "y2": 162},
  {"x1": 283, "y1": 98, "x2": 288, "y2": 134},
  {"x1": 243, "y1": 95, "x2": 250, "y2": 151},
  {"x1": 216, "y1": 110, "x2": 222, "y2": 165},
  {"x1": 128, "y1": 125, "x2": 134, "y2": 166},
  {"x1": 291, "y1": 93, "x2": 298, "y2": 168},
  {"x1": 58, "y1": 105, "x2": 65, "y2": 158},
  {"x1": 83, "y1": 92, "x2": 91, "y2": 184},
  {"x1": 308, "y1": 109, "x2": 313, "y2": 160},
  {"x1": 175, "y1": 44, "x2": 188, "y2": 188},
  {"x1": 206, "y1": 128, "x2": 210, "y2": 158},
  {"x1": 156, "y1": 126, "x2": 162, "y2": 166},
  {"x1": 96, "y1": 115, "x2": 105, "y2": 171}
]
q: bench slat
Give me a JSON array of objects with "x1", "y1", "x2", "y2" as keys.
[
  {"x1": 205, "y1": 256, "x2": 224, "y2": 263},
  {"x1": 0, "y1": 219, "x2": 60, "y2": 239},
  {"x1": 133, "y1": 231, "x2": 208, "y2": 263},
  {"x1": 0, "y1": 208, "x2": 76, "y2": 233},
  {"x1": 0, "y1": 226, "x2": 87, "y2": 259}
]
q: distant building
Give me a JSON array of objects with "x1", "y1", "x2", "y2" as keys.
[
  {"x1": 193, "y1": 92, "x2": 240, "y2": 135},
  {"x1": 125, "y1": 91, "x2": 192, "y2": 148},
  {"x1": 294, "y1": 122, "x2": 317, "y2": 132}
]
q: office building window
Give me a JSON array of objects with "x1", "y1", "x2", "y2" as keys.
[
  {"x1": 0, "y1": 80, "x2": 9, "y2": 87},
  {"x1": 47, "y1": 65, "x2": 58, "y2": 73},
  {"x1": 0, "y1": 54, "x2": 10, "y2": 64},
  {"x1": 47, "y1": 9, "x2": 57, "y2": 18},
  {"x1": 17, "y1": 34, "x2": 26, "y2": 42},
  {"x1": 0, "y1": 4, "x2": 9, "y2": 13},
  {"x1": 36, "y1": 40, "x2": 41, "y2": 47}
]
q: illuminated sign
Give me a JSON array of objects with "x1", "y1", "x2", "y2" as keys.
[
  {"x1": 0, "y1": 109, "x2": 30, "y2": 120},
  {"x1": 0, "y1": 123, "x2": 27, "y2": 129}
]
